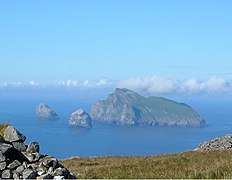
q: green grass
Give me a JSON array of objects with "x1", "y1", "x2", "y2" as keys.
[{"x1": 61, "y1": 150, "x2": 232, "y2": 179}]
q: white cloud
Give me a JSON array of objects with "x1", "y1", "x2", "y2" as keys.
[
  {"x1": 117, "y1": 76, "x2": 231, "y2": 95},
  {"x1": 0, "y1": 76, "x2": 230, "y2": 95},
  {"x1": 182, "y1": 77, "x2": 231, "y2": 93},
  {"x1": 96, "y1": 79, "x2": 112, "y2": 86},
  {"x1": 83, "y1": 80, "x2": 91, "y2": 87},
  {"x1": 29, "y1": 80, "x2": 39, "y2": 86},
  {"x1": 0, "y1": 81, "x2": 22, "y2": 87},
  {"x1": 57, "y1": 79, "x2": 78, "y2": 87},
  {"x1": 117, "y1": 76, "x2": 178, "y2": 94}
]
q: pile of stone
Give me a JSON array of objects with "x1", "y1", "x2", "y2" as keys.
[
  {"x1": 195, "y1": 134, "x2": 232, "y2": 151},
  {"x1": 0, "y1": 126, "x2": 76, "y2": 179}
]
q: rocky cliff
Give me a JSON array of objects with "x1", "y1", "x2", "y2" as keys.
[
  {"x1": 91, "y1": 88, "x2": 205, "y2": 127},
  {"x1": 0, "y1": 125, "x2": 75, "y2": 179},
  {"x1": 69, "y1": 108, "x2": 92, "y2": 128},
  {"x1": 36, "y1": 103, "x2": 59, "y2": 120}
]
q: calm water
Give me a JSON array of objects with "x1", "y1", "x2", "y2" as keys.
[{"x1": 0, "y1": 94, "x2": 232, "y2": 159}]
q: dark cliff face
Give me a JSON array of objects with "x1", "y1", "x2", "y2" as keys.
[{"x1": 91, "y1": 88, "x2": 205, "y2": 127}]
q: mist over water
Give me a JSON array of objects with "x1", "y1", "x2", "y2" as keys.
[{"x1": 0, "y1": 92, "x2": 232, "y2": 159}]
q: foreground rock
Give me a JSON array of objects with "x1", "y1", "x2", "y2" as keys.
[
  {"x1": 195, "y1": 134, "x2": 232, "y2": 151},
  {"x1": 0, "y1": 125, "x2": 76, "y2": 179},
  {"x1": 91, "y1": 88, "x2": 205, "y2": 127},
  {"x1": 69, "y1": 108, "x2": 92, "y2": 128},
  {"x1": 36, "y1": 103, "x2": 59, "y2": 120}
]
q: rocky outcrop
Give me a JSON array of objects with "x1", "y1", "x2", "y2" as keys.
[
  {"x1": 69, "y1": 109, "x2": 92, "y2": 128},
  {"x1": 0, "y1": 125, "x2": 76, "y2": 179},
  {"x1": 91, "y1": 88, "x2": 205, "y2": 127},
  {"x1": 36, "y1": 103, "x2": 59, "y2": 120},
  {"x1": 195, "y1": 134, "x2": 232, "y2": 151}
]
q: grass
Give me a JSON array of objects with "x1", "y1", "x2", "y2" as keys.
[{"x1": 61, "y1": 150, "x2": 232, "y2": 179}]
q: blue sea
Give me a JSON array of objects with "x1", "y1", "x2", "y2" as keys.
[{"x1": 0, "y1": 92, "x2": 232, "y2": 159}]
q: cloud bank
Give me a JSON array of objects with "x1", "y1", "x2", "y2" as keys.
[
  {"x1": 117, "y1": 76, "x2": 231, "y2": 95},
  {"x1": 0, "y1": 79, "x2": 113, "y2": 89},
  {"x1": 0, "y1": 76, "x2": 231, "y2": 95}
]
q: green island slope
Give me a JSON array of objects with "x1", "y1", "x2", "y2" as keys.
[{"x1": 61, "y1": 150, "x2": 232, "y2": 179}]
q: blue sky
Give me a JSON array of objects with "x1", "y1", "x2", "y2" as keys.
[{"x1": 0, "y1": 0, "x2": 232, "y2": 94}]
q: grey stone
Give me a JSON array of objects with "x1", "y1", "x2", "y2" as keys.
[
  {"x1": 23, "y1": 169, "x2": 37, "y2": 179},
  {"x1": 4, "y1": 126, "x2": 26, "y2": 142},
  {"x1": 24, "y1": 152, "x2": 35, "y2": 162},
  {"x1": 7, "y1": 160, "x2": 21, "y2": 170},
  {"x1": 68, "y1": 173, "x2": 76, "y2": 179},
  {"x1": 196, "y1": 134, "x2": 232, "y2": 151},
  {"x1": 0, "y1": 152, "x2": 6, "y2": 162},
  {"x1": 54, "y1": 167, "x2": 69, "y2": 176},
  {"x1": 37, "y1": 162, "x2": 48, "y2": 176},
  {"x1": 0, "y1": 161, "x2": 6, "y2": 170},
  {"x1": 36, "y1": 103, "x2": 59, "y2": 120},
  {"x1": 54, "y1": 167, "x2": 63, "y2": 176},
  {"x1": 0, "y1": 136, "x2": 4, "y2": 143},
  {"x1": 27, "y1": 141, "x2": 40, "y2": 153},
  {"x1": 0, "y1": 143, "x2": 13, "y2": 154},
  {"x1": 69, "y1": 108, "x2": 92, "y2": 128},
  {"x1": 16, "y1": 165, "x2": 25, "y2": 175},
  {"x1": 1, "y1": 169, "x2": 13, "y2": 179},
  {"x1": 13, "y1": 171, "x2": 21, "y2": 179},
  {"x1": 38, "y1": 173, "x2": 53, "y2": 179},
  {"x1": 12, "y1": 141, "x2": 27, "y2": 152},
  {"x1": 54, "y1": 175, "x2": 65, "y2": 180},
  {"x1": 23, "y1": 152, "x2": 43, "y2": 163},
  {"x1": 47, "y1": 166, "x2": 55, "y2": 176},
  {"x1": 0, "y1": 126, "x2": 76, "y2": 179},
  {"x1": 42, "y1": 157, "x2": 58, "y2": 169},
  {"x1": 34, "y1": 152, "x2": 43, "y2": 161}
]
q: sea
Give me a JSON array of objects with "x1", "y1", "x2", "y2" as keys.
[{"x1": 0, "y1": 91, "x2": 232, "y2": 159}]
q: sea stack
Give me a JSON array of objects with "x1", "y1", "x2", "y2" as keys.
[
  {"x1": 36, "y1": 103, "x2": 59, "y2": 120},
  {"x1": 91, "y1": 88, "x2": 205, "y2": 127},
  {"x1": 69, "y1": 108, "x2": 92, "y2": 128}
]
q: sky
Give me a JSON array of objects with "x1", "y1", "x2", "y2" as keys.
[{"x1": 0, "y1": 0, "x2": 232, "y2": 95}]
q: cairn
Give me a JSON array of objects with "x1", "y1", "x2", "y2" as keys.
[{"x1": 0, "y1": 125, "x2": 76, "y2": 179}]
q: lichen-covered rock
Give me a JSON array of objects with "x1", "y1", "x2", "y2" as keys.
[
  {"x1": 4, "y1": 126, "x2": 26, "y2": 142},
  {"x1": 0, "y1": 161, "x2": 6, "y2": 170},
  {"x1": 7, "y1": 160, "x2": 21, "y2": 170},
  {"x1": 0, "y1": 143, "x2": 13, "y2": 154},
  {"x1": 22, "y1": 169, "x2": 37, "y2": 179},
  {"x1": 12, "y1": 142, "x2": 27, "y2": 152},
  {"x1": 69, "y1": 108, "x2": 92, "y2": 128},
  {"x1": 2, "y1": 169, "x2": 13, "y2": 179},
  {"x1": 0, "y1": 152, "x2": 6, "y2": 162},
  {"x1": 27, "y1": 141, "x2": 39, "y2": 153},
  {"x1": 195, "y1": 134, "x2": 232, "y2": 151},
  {"x1": 0, "y1": 125, "x2": 76, "y2": 179},
  {"x1": 36, "y1": 103, "x2": 59, "y2": 120}
]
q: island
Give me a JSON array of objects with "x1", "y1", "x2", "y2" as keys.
[
  {"x1": 36, "y1": 103, "x2": 59, "y2": 120},
  {"x1": 69, "y1": 108, "x2": 92, "y2": 128},
  {"x1": 91, "y1": 88, "x2": 205, "y2": 127}
]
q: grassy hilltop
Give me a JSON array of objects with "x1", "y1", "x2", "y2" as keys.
[
  {"x1": 2, "y1": 124, "x2": 232, "y2": 179},
  {"x1": 61, "y1": 150, "x2": 232, "y2": 179}
]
